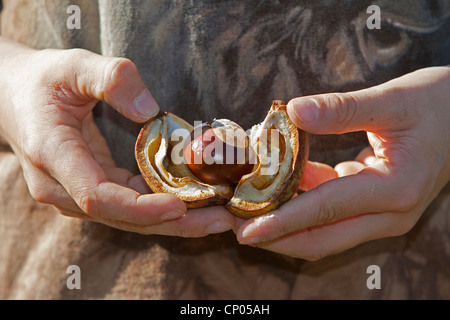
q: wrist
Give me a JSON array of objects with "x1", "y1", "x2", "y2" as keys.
[{"x1": 0, "y1": 37, "x2": 37, "y2": 148}]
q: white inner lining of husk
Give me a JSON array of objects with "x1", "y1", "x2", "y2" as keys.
[
  {"x1": 231, "y1": 109, "x2": 295, "y2": 205},
  {"x1": 144, "y1": 116, "x2": 233, "y2": 199}
]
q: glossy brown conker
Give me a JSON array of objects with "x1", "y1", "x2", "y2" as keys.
[{"x1": 183, "y1": 121, "x2": 255, "y2": 186}]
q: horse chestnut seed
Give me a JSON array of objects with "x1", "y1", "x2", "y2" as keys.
[{"x1": 184, "y1": 120, "x2": 255, "y2": 185}]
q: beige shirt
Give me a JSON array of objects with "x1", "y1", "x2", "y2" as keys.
[{"x1": 1, "y1": 0, "x2": 450, "y2": 299}]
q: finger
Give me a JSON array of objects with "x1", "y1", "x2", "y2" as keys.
[
  {"x1": 334, "y1": 161, "x2": 365, "y2": 177},
  {"x1": 355, "y1": 146, "x2": 376, "y2": 166},
  {"x1": 247, "y1": 211, "x2": 412, "y2": 261},
  {"x1": 26, "y1": 172, "x2": 90, "y2": 220},
  {"x1": 128, "y1": 174, "x2": 152, "y2": 194},
  {"x1": 102, "y1": 164, "x2": 133, "y2": 187},
  {"x1": 21, "y1": 161, "x2": 84, "y2": 215},
  {"x1": 57, "y1": 207, "x2": 95, "y2": 220},
  {"x1": 66, "y1": 49, "x2": 160, "y2": 122},
  {"x1": 286, "y1": 83, "x2": 413, "y2": 135},
  {"x1": 333, "y1": 146, "x2": 375, "y2": 177},
  {"x1": 299, "y1": 161, "x2": 338, "y2": 191},
  {"x1": 237, "y1": 162, "x2": 393, "y2": 245},
  {"x1": 84, "y1": 184, "x2": 187, "y2": 225},
  {"x1": 81, "y1": 112, "x2": 116, "y2": 167},
  {"x1": 100, "y1": 206, "x2": 235, "y2": 237},
  {"x1": 42, "y1": 127, "x2": 186, "y2": 225}
]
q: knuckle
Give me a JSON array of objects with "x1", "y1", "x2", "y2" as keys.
[
  {"x1": 318, "y1": 93, "x2": 359, "y2": 133},
  {"x1": 384, "y1": 172, "x2": 427, "y2": 213},
  {"x1": 60, "y1": 48, "x2": 90, "y2": 63},
  {"x1": 333, "y1": 93, "x2": 359, "y2": 132},
  {"x1": 392, "y1": 222, "x2": 414, "y2": 237},
  {"x1": 315, "y1": 206, "x2": 340, "y2": 226},
  {"x1": 77, "y1": 188, "x2": 99, "y2": 216},
  {"x1": 28, "y1": 181, "x2": 52, "y2": 204},
  {"x1": 22, "y1": 137, "x2": 46, "y2": 170},
  {"x1": 36, "y1": 49, "x2": 88, "y2": 77},
  {"x1": 104, "y1": 57, "x2": 137, "y2": 93},
  {"x1": 381, "y1": 84, "x2": 409, "y2": 111},
  {"x1": 387, "y1": 215, "x2": 418, "y2": 237},
  {"x1": 390, "y1": 188, "x2": 422, "y2": 213},
  {"x1": 312, "y1": 188, "x2": 346, "y2": 226}
]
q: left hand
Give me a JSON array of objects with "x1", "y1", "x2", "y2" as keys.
[
  {"x1": 234, "y1": 66, "x2": 450, "y2": 261},
  {"x1": 0, "y1": 43, "x2": 234, "y2": 237}
]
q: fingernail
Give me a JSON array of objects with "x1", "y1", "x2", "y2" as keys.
[
  {"x1": 239, "y1": 225, "x2": 263, "y2": 245},
  {"x1": 205, "y1": 221, "x2": 233, "y2": 234},
  {"x1": 290, "y1": 98, "x2": 319, "y2": 123},
  {"x1": 134, "y1": 89, "x2": 160, "y2": 119},
  {"x1": 161, "y1": 209, "x2": 185, "y2": 221}
]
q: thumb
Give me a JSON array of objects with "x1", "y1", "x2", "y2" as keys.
[
  {"x1": 73, "y1": 50, "x2": 160, "y2": 123},
  {"x1": 287, "y1": 85, "x2": 401, "y2": 135}
]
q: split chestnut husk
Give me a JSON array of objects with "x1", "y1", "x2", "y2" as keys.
[{"x1": 135, "y1": 100, "x2": 309, "y2": 219}]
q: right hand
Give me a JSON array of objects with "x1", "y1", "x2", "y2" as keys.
[{"x1": 0, "y1": 44, "x2": 234, "y2": 236}]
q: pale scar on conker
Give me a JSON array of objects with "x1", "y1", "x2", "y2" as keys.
[{"x1": 135, "y1": 100, "x2": 309, "y2": 219}]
